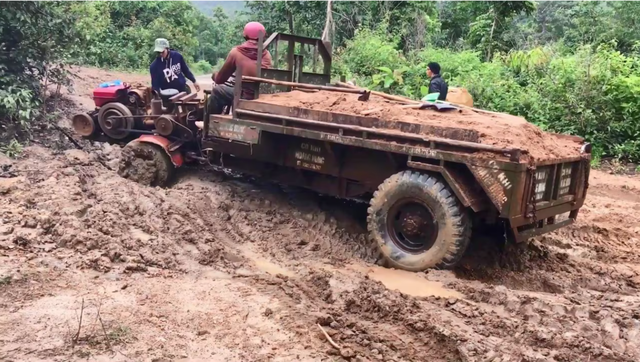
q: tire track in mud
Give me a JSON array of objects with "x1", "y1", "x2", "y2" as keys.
[
  {"x1": 183, "y1": 165, "x2": 640, "y2": 361},
  {"x1": 3, "y1": 142, "x2": 640, "y2": 361},
  {"x1": 160, "y1": 170, "x2": 466, "y2": 361},
  {"x1": 231, "y1": 270, "x2": 463, "y2": 362}
]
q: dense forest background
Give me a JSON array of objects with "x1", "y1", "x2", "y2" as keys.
[{"x1": 2, "y1": 1, "x2": 640, "y2": 164}]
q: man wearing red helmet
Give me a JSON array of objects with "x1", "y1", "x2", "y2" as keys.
[{"x1": 209, "y1": 22, "x2": 273, "y2": 114}]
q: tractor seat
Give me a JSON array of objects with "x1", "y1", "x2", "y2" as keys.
[{"x1": 160, "y1": 89, "x2": 179, "y2": 99}]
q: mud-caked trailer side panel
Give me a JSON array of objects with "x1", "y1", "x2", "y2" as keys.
[
  {"x1": 204, "y1": 91, "x2": 591, "y2": 271},
  {"x1": 200, "y1": 30, "x2": 591, "y2": 271}
]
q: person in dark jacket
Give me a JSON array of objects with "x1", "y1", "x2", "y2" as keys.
[
  {"x1": 208, "y1": 22, "x2": 272, "y2": 115},
  {"x1": 150, "y1": 38, "x2": 200, "y2": 94},
  {"x1": 426, "y1": 62, "x2": 448, "y2": 101}
]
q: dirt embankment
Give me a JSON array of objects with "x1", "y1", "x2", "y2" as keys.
[
  {"x1": 258, "y1": 91, "x2": 582, "y2": 161},
  {"x1": 1, "y1": 67, "x2": 639, "y2": 362}
]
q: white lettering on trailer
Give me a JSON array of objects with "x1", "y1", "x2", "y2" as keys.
[
  {"x1": 488, "y1": 160, "x2": 512, "y2": 190},
  {"x1": 294, "y1": 151, "x2": 325, "y2": 165},
  {"x1": 300, "y1": 143, "x2": 322, "y2": 153}
]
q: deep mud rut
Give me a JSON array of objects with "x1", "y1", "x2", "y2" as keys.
[{"x1": 2, "y1": 68, "x2": 640, "y2": 362}]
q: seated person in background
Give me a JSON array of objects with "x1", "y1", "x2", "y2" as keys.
[
  {"x1": 209, "y1": 22, "x2": 272, "y2": 114},
  {"x1": 426, "y1": 62, "x2": 448, "y2": 101},
  {"x1": 150, "y1": 38, "x2": 200, "y2": 94}
]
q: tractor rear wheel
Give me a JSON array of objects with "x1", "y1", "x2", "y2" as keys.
[
  {"x1": 367, "y1": 170, "x2": 471, "y2": 271},
  {"x1": 118, "y1": 141, "x2": 174, "y2": 187}
]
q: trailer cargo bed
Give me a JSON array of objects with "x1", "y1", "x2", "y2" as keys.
[
  {"x1": 253, "y1": 90, "x2": 583, "y2": 162},
  {"x1": 205, "y1": 92, "x2": 590, "y2": 237}
]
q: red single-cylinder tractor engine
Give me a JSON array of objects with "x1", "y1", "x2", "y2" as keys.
[
  {"x1": 71, "y1": 83, "x2": 152, "y2": 140},
  {"x1": 71, "y1": 83, "x2": 203, "y2": 141},
  {"x1": 71, "y1": 82, "x2": 207, "y2": 186}
]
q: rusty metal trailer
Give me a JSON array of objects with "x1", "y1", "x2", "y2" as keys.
[
  {"x1": 73, "y1": 32, "x2": 591, "y2": 272},
  {"x1": 198, "y1": 33, "x2": 591, "y2": 271}
]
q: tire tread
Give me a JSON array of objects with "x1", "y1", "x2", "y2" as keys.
[{"x1": 367, "y1": 170, "x2": 471, "y2": 270}]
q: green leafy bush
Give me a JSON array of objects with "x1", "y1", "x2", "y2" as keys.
[
  {"x1": 1, "y1": 1, "x2": 76, "y2": 140},
  {"x1": 338, "y1": 31, "x2": 640, "y2": 162},
  {"x1": 192, "y1": 60, "x2": 213, "y2": 75},
  {"x1": 335, "y1": 27, "x2": 406, "y2": 78}
]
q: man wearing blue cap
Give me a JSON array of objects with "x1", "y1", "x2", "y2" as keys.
[{"x1": 150, "y1": 38, "x2": 200, "y2": 94}]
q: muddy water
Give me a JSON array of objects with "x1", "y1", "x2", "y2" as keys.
[
  {"x1": 241, "y1": 247, "x2": 295, "y2": 277},
  {"x1": 349, "y1": 264, "x2": 464, "y2": 298},
  {"x1": 253, "y1": 258, "x2": 294, "y2": 277}
]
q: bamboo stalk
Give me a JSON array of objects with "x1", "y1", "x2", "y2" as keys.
[
  {"x1": 336, "y1": 82, "x2": 420, "y2": 105},
  {"x1": 336, "y1": 82, "x2": 509, "y2": 117},
  {"x1": 242, "y1": 76, "x2": 365, "y2": 95}
]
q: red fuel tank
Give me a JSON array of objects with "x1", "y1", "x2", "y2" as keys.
[{"x1": 92, "y1": 84, "x2": 130, "y2": 107}]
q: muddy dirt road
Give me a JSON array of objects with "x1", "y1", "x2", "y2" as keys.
[{"x1": 1, "y1": 68, "x2": 640, "y2": 362}]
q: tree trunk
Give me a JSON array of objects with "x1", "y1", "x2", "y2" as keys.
[
  {"x1": 321, "y1": 0, "x2": 333, "y2": 53},
  {"x1": 487, "y1": 10, "x2": 497, "y2": 61},
  {"x1": 287, "y1": 9, "x2": 294, "y2": 34}
]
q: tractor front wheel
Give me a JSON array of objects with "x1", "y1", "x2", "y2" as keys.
[{"x1": 118, "y1": 141, "x2": 174, "y2": 187}]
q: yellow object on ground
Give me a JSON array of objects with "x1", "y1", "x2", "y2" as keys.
[{"x1": 446, "y1": 87, "x2": 474, "y2": 107}]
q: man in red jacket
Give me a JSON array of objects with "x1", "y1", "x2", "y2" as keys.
[{"x1": 209, "y1": 22, "x2": 273, "y2": 114}]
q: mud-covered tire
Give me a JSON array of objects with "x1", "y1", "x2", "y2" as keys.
[
  {"x1": 118, "y1": 141, "x2": 174, "y2": 187},
  {"x1": 367, "y1": 170, "x2": 471, "y2": 271}
]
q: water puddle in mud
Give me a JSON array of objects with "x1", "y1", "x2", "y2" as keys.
[
  {"x1": 350, "y1": 264, "x2": 464, "y2": 299},
  {"x1": 254, "y1": 258, "x2": 294, "y2": 276},
  {"x1": 239, "y1": 247, "x2": 295, "y2": 277}
]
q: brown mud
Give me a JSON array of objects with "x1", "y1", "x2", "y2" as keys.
[
  {"x1": 258, "y1": 91, "x2": 582, "y2": 161},
  {"x1": 1, "y1": 67, "x2": 639, "y2": 362}
]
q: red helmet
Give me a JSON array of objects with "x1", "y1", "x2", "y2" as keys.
[{"x1": 243, "y1": 22, "x2": 266, "y2": 40}]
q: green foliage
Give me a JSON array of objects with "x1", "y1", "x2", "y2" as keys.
[
  {"x1": 339, "y1": 27, "x2": 640, "y2": 161},
  {"x1": 67, "y1": 1, "x2": 246, "y2": 72},
  {"x1": 0, "y1": 139, "x2": 24, "y2": 158},
  {"x1": 192, "y1": 60, "x2": 213, "y2": 75},
  {"x1": 0, "y1": 87, "x2": 39, "y2": 130},
  {"x1": 372, "y1": 67, "x2": 409, "y2": 91},
  {"x1": 1, "y1": 1, "x2": 76, "y2": 138},
  {"x1": 439, "y1": 1, "x2": 535, "y2": 58},
  {"x1": 246, "y1": 0, "x2": 439, "y2": 52},
  {"x1": 335, "y1": 27, "x2": 406, "y2": 78},
  {"x1": 68, "y1": 1, "x2": 200, "y2": 70}
]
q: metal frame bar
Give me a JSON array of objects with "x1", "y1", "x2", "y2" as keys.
[
  {"x1": 219, "y1": 114, "x2": 527, "y2": 172},
  {"x1": 235, "y1": 109, "x2": 523, "y2": 158},
  {"x1": 516, "y1": 218, "x2": 574, "y2": 241}
]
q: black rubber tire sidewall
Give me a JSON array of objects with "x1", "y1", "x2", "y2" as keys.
[{"x1": 368, "y1": 171, "x2": 470, "y2": 271}]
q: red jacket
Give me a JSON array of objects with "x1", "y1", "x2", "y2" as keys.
[{"x1": 214, "y1": 40, "x2": 272, "y2": 98}]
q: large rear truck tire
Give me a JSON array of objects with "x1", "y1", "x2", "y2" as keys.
[
  {"x1": 118, "y1": 140, "x2": 175, "y2": 187},
  {"x1": 367, "y1": 170, "x2": 471, "y2": 271}
]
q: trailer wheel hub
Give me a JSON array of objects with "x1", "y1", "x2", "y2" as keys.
[{"x1": 387, "y1": 198, "x2": 438, "y2": 254}]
